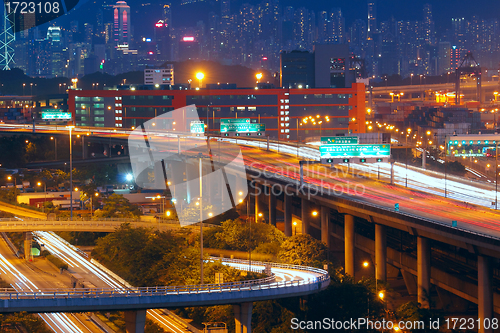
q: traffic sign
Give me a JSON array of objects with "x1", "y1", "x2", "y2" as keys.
[
  {"x1": 41, "y1": 110, "x2": 72, "y2": 120},
  {"x1": 220, "y1": 118, "x2": 265, "y2": 133},
  {"x1": 190, "y1": 121, "x2": 205, "y2": 134},
  {"x1": 319, "y1": 144, "x2": 391, "y2": 158},
  {"x1": 321, "y1": 136, "x2": 358, "y2": 144},
  {"x1": 395, "y1": 203, "x2": 399, "y2": 212}
]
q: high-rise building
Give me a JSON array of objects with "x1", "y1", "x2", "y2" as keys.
[
  {"x1": 367, "y1": 1, "x2": 377, "y2": 39},
  {"x1": 47, "y1": 27, "x2": 64, "y2": 77},
  {"x1": 144, "y1": 65, "x2": 174, "y2": 85},
  {"x1": 329, "y1": 8, "x2": 345, "y2": 43},
  {"x1": 178, "y1": 36, "x2": 199, "y2": 60},
  {"x1": 155, "y1": 20, "x2": 171, "y2": 61},
  {"x1": 163, "y1": 3, "x2": 172, "y2": 29},
  {"x1": 437, "y1": 41, "x2": 451, "y2": 74},
  {"x1": 221, "y1": 0, "x2": 230, "y2": 17},
  {"x1": 423, "y1": 4, "x2": 435, "y2": 45},
  {"x1": 317, "y1": 11, "x2": 328, "y2": 43},
  {"x1": 113, "y1": 1, "x2": 131, "y2": 46}
]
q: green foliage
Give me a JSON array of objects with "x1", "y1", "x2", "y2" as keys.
[
  {"x1": 92, "y1": 224, "x2": 264, "y2": 287},
  {"x1": 0, "y1": 188, "x2": 20, "y2": 203},
  {"x1": 46, "y1": 254, "x2": 68, "y2": 270},
  {"x1": 94, "y1": 194, "x2": 141, "y2": 218},
  {"x1": 2, "y1": 312, "x2": 52, "y2": 333},
  {"x1": 56, "y1": 231, "x2": 108, "y2": 246},
  {"x1": 278, "y1": 234, "x2": 328, "y2": 267},
  {"x1": 396, "y1": 301, "x2": 444, "y2": 332},
  {"x1": 203, "y1": 219, "x2": 285, "y2": 252}
]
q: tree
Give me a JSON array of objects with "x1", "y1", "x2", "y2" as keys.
[
  {"x1": 278, "y1": 234, "x2": 327, "y2": 267},
  {"x1": 395, "y1": 301, "x2": 443, "y2": 332},
  {"x1": 95, "y1": 194, "x2": 141, "y2": 218},
  {"x1": 203, "y1": 219, "x2": 285, "y2": 252}
]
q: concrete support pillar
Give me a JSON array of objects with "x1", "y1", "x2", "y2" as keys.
[
  {"x1": 254, "y1": 183, "x2": 260, "y2": 222},
  {"x1": 320, "y1": 206, "x2": 330, "y2": 247},
  {"x1": 81, "y1": 136, "x2": 85, "y2": 159},
  {"x1": 268, "y1": 187, "x2": 276, "y2": 226},
  {"x1": 284, "y1": 194, "x2": 292, "y2": 237},
  {"x1": 478, "y1": 255, "x2": 493, "y2": 333},
  {"x1": 344, "y1": 214, "x2": 355, "y2": 276},
  {"x1": 185, "y1": 162, "x2": 199, "y2": 204},
  {"x1": 233, "y1": 302, "x2": 253, "y2": 333},
  {"x1": 417, "y1": 237, "x2": 431, "y2": 308},
  {"x1": 23, "y1": 232, "x2": 31, "y2": 260},
  {"x1": 301, "y1": 198, "x2": 310, "y2": 235},
  {"x1": 124, "y1": 310, "x2": 146, "y2": 333},
  {"x1": 375, "y1": 224, "x2": 387, "y2": 282}
]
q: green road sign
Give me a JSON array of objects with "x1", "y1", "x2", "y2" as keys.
[
  {"x1": 321, "y1": 136, "x2": 358, "y2": 144},
  {"x1": 319, "y1": 144, "x2": 391, "y2": 158},
  {"x1": 41, "y1": 110, "x2": 72, "y2": 120},
  {"x1": 220, "y1": 118, "x2": 251, "y2": 125},
  {"x1": 190, "y1": 121, "x2": 205, "y2": 133},
  {"x1": 220, "y1": 118, "x2": 265, "y2": 133}
]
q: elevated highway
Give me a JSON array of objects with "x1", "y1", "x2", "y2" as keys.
[
  {"x1": 0, "y1": 257, "x2": 329, "y2": 333},
  {"x1": 2, "y1": 124, "x2": 500, "y2": 331}
]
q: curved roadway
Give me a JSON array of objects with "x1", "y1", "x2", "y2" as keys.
[{"x1": 0, "y1": 257, "x2": 329, "y2": 313}]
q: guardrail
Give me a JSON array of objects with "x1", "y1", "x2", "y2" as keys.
[{"x1": 0, "y1": 258, "x2": 329, "y2": 301}]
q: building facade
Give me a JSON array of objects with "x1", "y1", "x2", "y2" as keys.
[
  {"x1": 68, "y1": 83, "x2": 366, "y2": 140},
  {"x1": 144, "y1": 66, "x2": 174, "y2": 86}
]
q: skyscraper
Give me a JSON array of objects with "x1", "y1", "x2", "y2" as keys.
[
  {"x1": 164, "y1": 3, "x2": 172, "y2": 29},
  {"x1": 423, "y1": 4, "x2": 435, "y2": 45},
  {"x1": 113, "y1": 1, "x2": 131, "y2": 46},
  {"x1": 221, "y1": 0, "x2": 230, "y2": 17},
  {"x1": 367, "y1": 1, "x2": 377, "y2": 39}
]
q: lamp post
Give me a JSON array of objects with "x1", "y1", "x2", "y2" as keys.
[
  {"x1": 91, "y1": 192, "x2": 99, "y2": 216},
  {"x1": 256, "y1": 73, "x2": 262, "y2": 84},
  {"x1": 67, "y1": 125, "x2": 75, "y2": 220},
  {"x1": 196, "y1": 72, "x2": 204, "y2": 89},
  {"x1": 496, "y1": 141, "x2": 498, "y2": 210},
  {"x1": 199, "y1": 158, "x2": 204, "y2": 284},
  {"x1": 50, "y1": 136, "x2": 57, "y2": 160},
  {"x1": 37, "y1": 182, "x2": 46, "y2": 212},
  {"x1": 22, "y1": 83, "x2": 25, "y2": 95}
]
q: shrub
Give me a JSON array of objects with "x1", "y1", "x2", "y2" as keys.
[{"x1": 46, "y1": 254, "x2": 68, "y2": 270}]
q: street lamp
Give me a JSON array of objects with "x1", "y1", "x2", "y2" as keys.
[
  {"x1": 293, "y1": 221, "x2": 297, "y2": 235},
  {"x1": 196, "y1": 72, "x2": 204, "y2": 88},
  {"x1": 256, "y1": 73, "x2": 263, "y2": 84},
  {"x1": 67, "y1": 125, "x2": 75, "y2": 220},
  {"x1": 37, "y1": 181, "x2": 46, "y2": 212},
  {"x1": 91, "y1": 192, "x2": 99, "y2": 216},
  {"x1": 363, "y1": 261, "x2": 379, "y2": 292}
]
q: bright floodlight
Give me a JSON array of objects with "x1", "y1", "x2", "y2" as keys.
[
  {"x1": 256, "y1": 73, "x2": 263, "y2": 80},
  {"x1": 196, "y1": 72, "x2": 204, "y2": 80},
  {"x1": 125, "y1": 174, "x2": 133, "y2": 181}
]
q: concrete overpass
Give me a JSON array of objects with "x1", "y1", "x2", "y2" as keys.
[
  {"x1": 0, "y1": 257, "x2": 329, "y2": 333},
  {"x1": 0, "y1": 218, "x2": 200, "y2": 232}
]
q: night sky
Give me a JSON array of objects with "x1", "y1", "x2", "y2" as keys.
[{"x1": 45, "y1": 0, "x2": 500, "y2": 38}]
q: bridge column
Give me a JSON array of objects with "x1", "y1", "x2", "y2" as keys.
[
  {"x1": 284, "y1": 194, "x2": 292, "y2": 237},
  {"x1": 375, "y1": 224, "x2": 386, "y2": 282},
  {"x1": 234, "y1": 302, "x2": 253, "y2": 333},
  {"x1": 417, "y1": 237, "x2": 431, "y2": 308},
  {"x1": 185, "y1": 162, "x2": 199, "y2": 204},
  {"x1": 301, "y1": 198, "x2": 310, "y2": 235},
  {"x1": 254, "y1": 183, "x2": 260, "y2": 222},
  {"x1": 478, "y1": 255, "x2": 493, "y2": 333},
  {"x1": 81, "y1": 136, "x2": 85, "y2": 159},
  {"x1": 23, "y1": 232, "x2": 31, "y2": 260},
  {"x1": 344, "y1": 214, "x2": 355, "y2": 276},
  {"x1": 320, "y1": 206, "x2": 330, "y2": 247},
  {"x1": 268, "y1": 187, "x2": 276, "y2": 226},
  {"x1": 124, "y1": 310, "x2": 146, "y2": 333}
]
